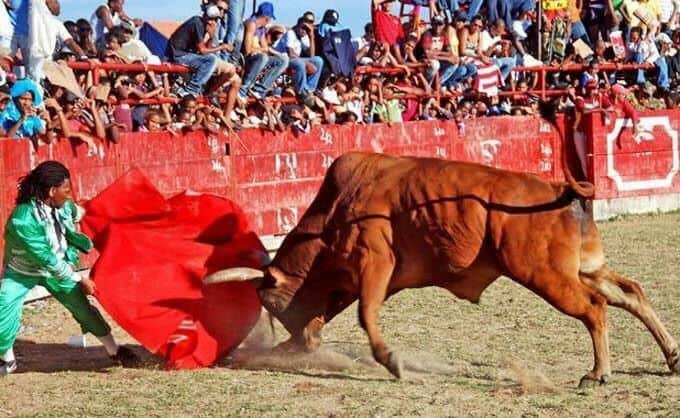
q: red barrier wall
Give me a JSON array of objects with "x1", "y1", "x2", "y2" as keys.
[{"x1": 1, "y1": 113, "x2": 678, "y2": 263}]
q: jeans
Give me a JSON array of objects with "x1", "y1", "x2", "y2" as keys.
[
  {"x1": 571, "y1": 20, "x2": 589, "y2": 43},
  {"x1": 493, "y1": 56, "x2": 515, "y2": 81},
  {"x1": 436, "y1": 0, "x2": 459, "y2": 19},
  {"x1": 634, "y1": 52, "x2": 670, "y2": 89},
  {"x1": 440, "y1": 62, "x2": 476, "y2": 87},
  {"x1": 225, "y1": 0, "x2": 246, "y2": 52},
  {"x1": 175, "y1": 53, "x2": 218, "y2": 96},
  {"x1": 289, "y1": 56, "x2": 324, "y2": 95},
  {"x1": 240, "y1": 53, "x2": 290, "y2": 97}
]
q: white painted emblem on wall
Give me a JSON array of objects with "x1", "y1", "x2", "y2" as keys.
[
  {"x1": 540, "y1": 142, "x2": 553, "y2": 172},
  {"x1": 606, "y1": 116, "x2": 679, "y2": 192},
  {"x1": 275, "y1": 153, "x2": 299, "y2": 179},
  {"x1": 321, "y1": 154, "x2": 334, "y2": 169},
  {"x1": 277, "y1": 207, "x2": 298, "y2": 233},
  {"x1": 320, "y1": 129, "x2": 333, "y2": 145},
  {"x1": 435, "y1": 146, "x2": 447, "y2": 158},
  {"x1": 434, "y1": 128, "x2": 445, "y2": 137},
  {"x1": 480, "y1": 140, "x2": 501, "y2": 163}
]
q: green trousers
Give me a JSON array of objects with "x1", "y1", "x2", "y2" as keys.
[{"x1": 0, "y1": 268, "x2": 111, "y2": 354}]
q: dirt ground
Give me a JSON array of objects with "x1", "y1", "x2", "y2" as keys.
[{"x1": 1, "y1": 213, "x2": 679, "y2": 417}]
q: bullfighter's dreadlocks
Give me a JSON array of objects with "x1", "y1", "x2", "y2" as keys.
[{"x1": 16, "y1": 161, "x2": 70, "y2": 205}]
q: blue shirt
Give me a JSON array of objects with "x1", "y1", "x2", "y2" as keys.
[
  {"x1": 0, "y1": 101, "x2": 46, "y2": 139},
  {"x1": 9, "y1": 0, "x2": 28, "y2": 36}
]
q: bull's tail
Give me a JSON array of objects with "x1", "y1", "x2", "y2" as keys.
[{"x1": 539, "y1": 101, "x2": 595, "y2": 199}]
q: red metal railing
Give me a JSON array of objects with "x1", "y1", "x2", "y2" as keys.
[{"x1": 66, "y1": 61, "x2": 656, "y2": 105}]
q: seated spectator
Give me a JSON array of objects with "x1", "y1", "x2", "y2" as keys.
[
  {"x1": 91, "y1": 0, "x2": 142, "y2": 45},
  {"x1": 0, "y1": 79, "x2": 47, "y2": 147},
  {"x1": 318, "y1": 9, "x2": 341, "y2": 38},
  {"x1": 275, "y1": 15, "x2": 325, "y2": 106},
  {"x1": 480, "y1": 19, "x2": 516, "y2": 82},
  {"x1": 167, "y1": 9, "x2": 224, "y2": 98},
  {"x1": 418, "y1": 15, "x2": 475, "y2": 92},
  {"x1": 115, "y1": 25, "x2": 160, "y2": 64},
  {"x1": 75, "y1": 19, "x2": 98, "y2": 57},
  {"x1": 627, "y1": 26, "x2": 670, "y2": 91},
  {"x1": 239, "y1": 2, "x2": 289, "y2": 100}
]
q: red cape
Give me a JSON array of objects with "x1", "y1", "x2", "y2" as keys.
[{"x1": 82, "y1": 169, "x2": 264, "y2": 369}]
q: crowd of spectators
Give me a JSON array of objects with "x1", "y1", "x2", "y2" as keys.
[{"x1": 1, "y1": 0, "x2": 680, "y2": 150}]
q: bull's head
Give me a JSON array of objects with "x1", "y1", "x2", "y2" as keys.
[{"x1": 203, "y1": 262, "x2": 333, "y2": 349}]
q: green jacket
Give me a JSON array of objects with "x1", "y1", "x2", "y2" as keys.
[{"x1": 3, "y1": 199, "x2": 92, "y2": 281}]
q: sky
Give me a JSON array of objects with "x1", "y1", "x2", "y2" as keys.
[{"x1": 60, "y1": 0, "x2": 372, "y2": 36}]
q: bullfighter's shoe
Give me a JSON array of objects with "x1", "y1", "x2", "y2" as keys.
[{"x1": 0, "y1": 359, "x2": 17, "y2": 376}]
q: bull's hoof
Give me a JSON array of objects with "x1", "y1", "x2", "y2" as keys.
[
  {"x1": 386, "y1": 351, "x2": 404, "y2": 379},
  {"x1": 668, "y1": 350, "x2": 680, "y2": 374},
  {"x1": 578, "y1": 373, "x2": 609, "y2": 389}
]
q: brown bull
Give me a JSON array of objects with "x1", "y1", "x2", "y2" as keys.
[{"x1": 206, "y1": 151, "x2": 679, "y2": 387}]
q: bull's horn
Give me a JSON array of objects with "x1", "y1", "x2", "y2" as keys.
[{"x1": 203, "y1": 267, "x2": 265, "y2": 285}]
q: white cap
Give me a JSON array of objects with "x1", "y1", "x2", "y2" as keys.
[{"x1": 205, "y1": 5, "x2": 221, "y2": 18}]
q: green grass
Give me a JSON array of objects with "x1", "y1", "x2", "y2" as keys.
[{"x1": 2, "y1": 213, "x2": 679, "y2": 417}]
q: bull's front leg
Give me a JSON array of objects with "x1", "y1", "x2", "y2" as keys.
[{"x1": 355, "y1": 231, "x2": 400, "y2": 378}]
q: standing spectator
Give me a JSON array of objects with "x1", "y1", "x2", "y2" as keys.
[
  {"x1": 583, "y1": 0, "x2": 618, "y2": 44},
  {"x1": 224, "y1": 0, "x2": 246, "y2": 59},
  {"x1": 372, "y1": 0, "x2": 406, "y2": 64},
  {"x1": 0, "y1": 0, "x2": 13, "y2": 55},
  {"x1": 167, "y1": 9, "x2": 226, "y2": 98},
  {"x1": 239, "y1": 2, "x2": 289, "y2": 100},
  {"x1": 275, "y1": 15, "x2": 325, "y2": 105},
  {"x1": 6, "y1": 0, "x2": 29, "y2": 60},
  {"x1": 91, "y1": 0, "x2": 142, "y2": 44},
  {"x1": 318, "y1": 9, "x2": 341, "y2": 38},
  {"x1": 28, "y1": 0, "x2": 87, "y2": 82}
]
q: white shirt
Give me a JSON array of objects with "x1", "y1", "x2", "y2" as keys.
[
  {"x1": 90, "y1": 4, "x2": 121, "y2": 41},
  {"x1": 0, "y1": 0, "x2": 13, "y2": 49},
  {"x1": 275, "y1": 29, "x2": 311, "y2": 57},
  {"x1": 480, "y1": 30, "x2": 502, "y2": 55},
  {"x1": 628, "y1": 37, "x2": 660, "y2": 64}
]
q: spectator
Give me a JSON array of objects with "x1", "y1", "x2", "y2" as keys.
[
  {"x1": 584, "y1": 0, "x2": 618, "y2": 44},
  {"x1": 318, "y1": 9, "x2": 341, "y2": 38},
  {"x1": 480, "y1": 19, "x2": 516, "y2": 81},
  {"x1": 224, "y1": 0, "x2": 247, "y2": 59},
  {"x1": 6, "y1": 0, "x2": 30, "y2": 61},
  {"x1": 167, "y1": 9, "x2": 225, "y2": 98},
  {"x1": 75, "y1": 19, "x2": 98, "y2": 58},
  {"x1": 0, "y1": 0, "x2": 12, "y2": 56},
  {"x1": 28, "y1": 0, "x2": 87, "y2": 82},
  {"x1": 372, "y1": 0, "x2": 405, "y2": 64},
  {"x1": 573, "y1": 79, "x2": 605, "y2": 176},
  {"x1": 275, "y1": 15, "x2": 325, "y2": 106},
  {"x1": 239, "y1": 2, "x2": 289, "y2": 100},
  {"x1": 0, "y1": 79, "x2": 46, "y2": 146},
  {"x1": 627, "y1": 26, "x2": 670, "y2": 91},
  {"x1": 91, "y1": 0, "x2": 142, "y2": 44},
  {"x1": 418, "y1": 15, "x2": 474, "y2": 92},
  {"x1": 115, "y1": 24, "x2": 160, "y2": 64}
]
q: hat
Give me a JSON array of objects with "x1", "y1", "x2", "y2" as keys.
[
  {"x1": 205, "y1": 5, "x2": 221, "y2": 19},
  {"x1": 9, "y1": 79, "x2": 43, "y2": 107},
  {"x1": 432, "y1": 15, "x2": 446, "y2": 25},
  {"x1": 656, "y1": 33, "x2": 672, "y2": 44},
  {"x1": 256, "y1": 2, "x2": 276, "y2": 19},
  {"x1": 611, "y1": 83, "x2": 628, "y2": 96}
]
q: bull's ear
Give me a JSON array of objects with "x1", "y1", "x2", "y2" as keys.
[{"x1": 203, "y1": 267, "x2": 265, "y2": 286}]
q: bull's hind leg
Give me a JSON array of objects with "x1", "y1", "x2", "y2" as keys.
[
  {"x1": 581, "y1": 267, "x2": 679, "y2": 373},
  {"x1": 354, "y1": 226, "x2": 400, "y2": 378},
  {"x1": 512, "y1": 268, "x2": 611, "y2": 387}
]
